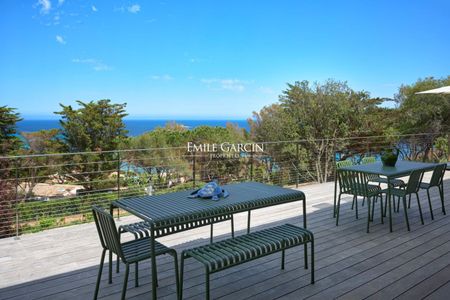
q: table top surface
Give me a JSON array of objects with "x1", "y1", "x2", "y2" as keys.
[
  {"x1": 113, "y1": 181, "x2": 305, "y2": 225},
  {"x1": 339, "y1": 160, "x2": 439, "y2": 177}
]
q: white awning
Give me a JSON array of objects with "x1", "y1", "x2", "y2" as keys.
[{"x1": 415, "y1": 86, "x2": 450, "y2": 94}]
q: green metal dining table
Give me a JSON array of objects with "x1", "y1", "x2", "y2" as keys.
[
  {"x1": 333, "y1": 160, "x2": 439, "y2": 232},
  {"x1": 111, "y1": 181, "x2": 306, "y2": 300}
]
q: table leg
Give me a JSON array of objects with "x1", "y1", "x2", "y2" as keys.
[
  {"x1": 150, "y1": 225, "x2": 157, "y2": 300},
  {"x1": 247, "y1": 211, "x2": 251, "y2": 234},
  {"x1": 333, "y1": 174, "x2": 337, "y2": 218},
  {"x1": 388, "y1": 177, "x2": 393, "y2": 232}
]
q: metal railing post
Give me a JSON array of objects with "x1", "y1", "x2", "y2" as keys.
[
  {"x1": 192, "y1": 151, "x2": 196, "y2": 188},
  {"x1": 116, "y1": 151, "x2": 120, "y2": 220},
  {"x1": 296, "y1": 142, "x2": 299, "y2": 188},
  {"x1": 14, "y1": 159, "x2": 19, "y2": 240}
]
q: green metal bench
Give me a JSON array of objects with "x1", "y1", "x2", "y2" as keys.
[{"x1": 179, "y1": 223, "x2": 314, "y2": 300}]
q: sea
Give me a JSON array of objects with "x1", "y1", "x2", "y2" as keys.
[{"x1": 17, "y1": 119, "x2": 250, "y2": 136}]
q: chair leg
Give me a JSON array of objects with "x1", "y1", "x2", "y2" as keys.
[
  {"x1": 396, "y1": 196, "x2": 401, "y2": 213},
  {"x1": 171, "y1": 251, "x2": 180, "y2": 300},
  {"x1": 371, "y1": 196, "x2": 375, "y2": 222},
  {"x1": 121, "y1": 264, "x2": 129, "y2": 300},
  {"x1": 355, "y1": 196, "x2": 359, "y2": 219},
  {"x1": 440, "y1": 184, "x2": 446, "y2": 215},
  {"x1": 362, "y1": 196, "x2": 365, "y2": 207},
  {"x1": 380, "y1": 195, "x2": 384, "y2": 224},
  {"x1": 427, "y1": 188, "x2": 434, "y2": 220},
  {"x1": 402, "y1": 196, "x2": 410, "y2": 231},
  {"x1": 366, "y1": 197, "x2": 371, "y2": 233},
  {"x1": 116, "y1": 256, "x2": 120, "y2": 274},
  {"x1": 155, "y1": 259, "x2": 159, "y2": 287},
  {"x1": 205, "y1": 268, "x2": 210, "y2": 300},
  {"x1": 416, "y1": 192, "x2": 424, "y2": 225},
  {"x1": 408, "y1": 194, "x2": 412, "y2": 209},
  {"x1": 336, "y1": 194, "x2": 342, "y2": 226},
  {"x1": 179, "y1": 254, "x2": 185, "y2": 300},
  {"x1": 109, "y1": 250, "x2": 113, "y2": 284},
  {"x1": 135, "y1": 262, "x2": 139, "y2": 287},
  {"x1": 310, "y1": 240, "x2": 315, "y2": 284},
  {"x1": 384, "y1": 196, "x2": 387, "y2": 217},
  {"x1": 117, "y1": 233, "x2": 121, "y2": 274},
  {"x1": 281, "y1": 249, "x2": 285, "y2": 270},
  {"x1": 351, "y1": 195, "x2": 356, "y2": 210},
  {"x1": 304, "y1": 243, "x2": 308, "y2": 269},
  {"x1": 93, "y1": 249, "x2": 106, "y2": 300}
]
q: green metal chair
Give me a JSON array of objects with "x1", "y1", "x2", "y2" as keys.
[
  {"x1": 335, "y1": 160, "x2": 356, "y2": 213},
  {"x1": 387, "y1": 169, "x2": 425, "y2": 231},
  {"x1": 116, "y1": 214, "x2": 234, "y2": 277},
  {"x1": 361, "y1": 156, "x2": 406, "y2": 188},
  {"x1": 92, "y1": 206, "x2": 179, "y2": 300},
  {"x1": 361, "y1": 156, "x2": 406, "y2": 212},
  {"x1": 336, "y1": 169, "x2": 383, "y2": 233},
  {"x1": 336, "y1": 160, "x2": 354, "y2": 169},
  {"x1": 415, "y1": 163, "x2": 447, "y2": 220}
]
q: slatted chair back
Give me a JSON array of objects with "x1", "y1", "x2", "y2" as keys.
[
  {"x1": 429, "y1": 164, "x2": 447, "y2": 187},
  {"x1": 336, "y1": 160, "x2": 353, "y2": 169},
  {"x1": 337, "y1": 170, "x2": 369, "y2": 196},
  {"x1": 361, "y1": 157, "x2": 376, "y2": 164},
  {"x1": 360, "y1": 157, "x2": 380, "y2": 181},
  {"x1": 92, "y1": 206, "x2": 125, "y2": 259},
  {"x1": 405, "y1": 169, "x2": 424, "y2": 194}
]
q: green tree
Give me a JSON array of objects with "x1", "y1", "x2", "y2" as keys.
[
  {"x1": 248, "y1": 104, "x2": 298, "y2": 184},
  {"x1": 21, "y1": 129, "x2": 65, "y2": 154},
  {"x1": 127, "y1": 123, "x2": 191, "y2": 190},
  {"x1": 56, "y1": 99, "x2": 128, "y2": 152},
  {"x1": 250, "y1": 79, "x2": 373, "y2": 183},
  {"x1": 395, "y1": 76, "x2": 450, "y2": 135},
  {"x1": 395, "y1": 76, "x2": 450, "y2": 160},
  {"x1": 0, "y1": 106, "x2": 22, "y2": 155},
  {"x1": 17, "y1": 130, "x2": 67, "y2": 197},
  {"x1": 55, "y1": 100, "x2": 128, "y2": 189}
]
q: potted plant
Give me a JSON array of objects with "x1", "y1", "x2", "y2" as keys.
[{"x1": 381, "y1": 147, "x2": 399, "y2": 167}]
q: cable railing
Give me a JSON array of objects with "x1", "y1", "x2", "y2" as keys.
[{"x1": 0, "y1": 133, "x2": 448, "y2": 238}]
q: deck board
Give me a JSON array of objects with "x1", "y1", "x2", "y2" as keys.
[{"x1": 0, "y1": 174, "x2": 449, "y2": 300}]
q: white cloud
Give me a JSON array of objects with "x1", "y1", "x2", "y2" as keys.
[
  {"x1": 128, "y1": 4, "x2": 141, "y2": 13},
  {"x1": 189, "y1": 58, "x2": 207, "y2": 63},
  {"x1": 259, "y1": 86, "x2": 275, "y2": 95},
  {"x1": 55, "y1": 35, "x2": 66, "y2": 44},
  {"x1": 36, "y1": 0, "x2": 51, "y2": 14},
  {"x1": 151, "y1": 74, "x2": 173, "y2": 81},
  {"x1": 201, "y1": 78, "x2": 249, "y2": 92},
  {"x1": 92, "y1": 5, "x2": 98, "y2": 12},
  {"x1": 72, "y1": 58, "x2": 112, "y2": 71},
  {"x1": 53, "y1": 14, "x2": 60, "y2": 25}
]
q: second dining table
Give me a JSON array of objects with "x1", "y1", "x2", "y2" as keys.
[{"x1": 335, "y1": 160, "x2": 439, "y2": 232}]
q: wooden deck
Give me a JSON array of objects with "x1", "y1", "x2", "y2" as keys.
[{"x1": 1, "y1": 174, "x2": 449, "y2": 300}]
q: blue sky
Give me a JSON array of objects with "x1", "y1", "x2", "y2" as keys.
[{"x1": 0, "y1": 0, "x2": 449, "y2": 119}]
